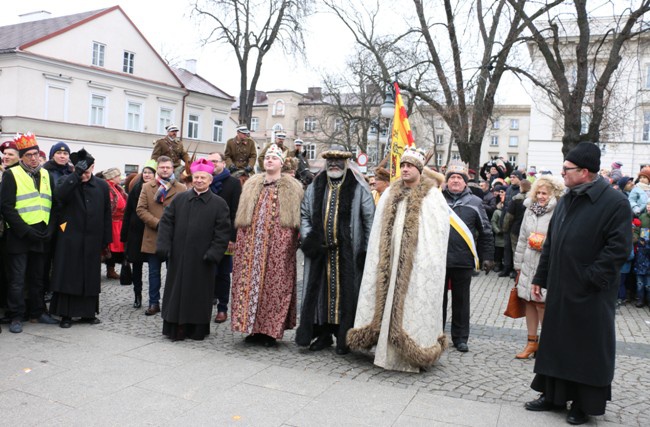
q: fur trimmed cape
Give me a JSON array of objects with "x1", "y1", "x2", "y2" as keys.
[
  {"x1": 235, "y1": 173, "x2": 303, "y2": 229},
  {"x1": 347, "y1": 176, "x2": 450, "y2": 371}
]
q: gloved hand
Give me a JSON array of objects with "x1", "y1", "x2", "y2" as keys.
[
  {"x1": 482, "y1": 260, "x2": 495, "y2": 274},
  {"x1": 203, "y1": 253, "x2": 218, "y2": 264},
  {"x1": 228, "y1": 164, "x2": 237, "y2": 173},
  {"x1": 244, "y1": 166, "x2": 253, "y2": 173},
  {"x1": 74, "y1": 160, "x2": 89, "y2": 176}
]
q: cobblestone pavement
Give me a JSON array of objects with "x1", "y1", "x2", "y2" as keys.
[{"x1": 89, "y1": 251, "x2": 650, "y2": 427}]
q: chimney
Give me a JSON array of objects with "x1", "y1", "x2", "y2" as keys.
[
  {"x1": 19, "y1": 11, "x2": 52, "y2": 23},
  {"x1": 184, "y1": 59, "x2": 197, "y2": 74},
  {"x1": 307, "y1": 87, "x2": 322, "y2": 101}
]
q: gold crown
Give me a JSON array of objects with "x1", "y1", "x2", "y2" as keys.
[{"x1": 14, "y1": 132, "x2": 38, "y2": 151}]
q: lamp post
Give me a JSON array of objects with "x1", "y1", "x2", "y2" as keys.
[{"x1": 378, "y1": 85, "x2": 395, "y2": 166}]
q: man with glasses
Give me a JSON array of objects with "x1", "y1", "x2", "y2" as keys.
[
  {"x1": 1, "y1": 133, "x2": 58, "y2": 333},
  {"x1": 206, "y1": 152, "x2": 241, "y2": 323},
  {"x1": 151, "y1": 124, "x2": 190, "y2": 173},
  {"x1": 524, "y1": 142, "x2": 632, "y2": 425}
]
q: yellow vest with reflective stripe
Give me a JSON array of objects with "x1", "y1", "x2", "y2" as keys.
[{"x1": 9, "y1": 167, "x2": 52, "y2": 225}]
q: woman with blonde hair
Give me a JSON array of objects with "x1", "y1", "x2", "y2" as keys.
[{"x1": 513, "y1": 175, "x2": 565, "y2": 359}]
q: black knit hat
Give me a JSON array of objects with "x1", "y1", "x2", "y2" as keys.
[{"x1": 565, "y1": 142, "x2": 600, "y2": 173}]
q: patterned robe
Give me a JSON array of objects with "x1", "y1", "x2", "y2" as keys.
[{"x1": 231, "y1": 178, "x2": 302, "y2": 339}]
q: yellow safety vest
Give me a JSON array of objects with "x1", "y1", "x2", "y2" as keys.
[{"x1": 9, "y1": 167, "x2": 52, "y2": 225}]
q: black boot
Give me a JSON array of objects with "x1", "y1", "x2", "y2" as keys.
[{"x1": 133, "y1": 293, "x2": 142, "y2": 309}]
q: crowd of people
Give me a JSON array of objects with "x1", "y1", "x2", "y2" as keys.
[{"x1": 0, "y1": 128, "x2": 640, "y2": 425}]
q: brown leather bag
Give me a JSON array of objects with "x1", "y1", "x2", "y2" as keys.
[{"x1": 504, "y1": 272, "x2": 525, "y2": 318}]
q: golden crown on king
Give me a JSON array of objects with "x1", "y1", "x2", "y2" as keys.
[{"x1": 13, "y1": 132, "x2": 38, "y2": 151}]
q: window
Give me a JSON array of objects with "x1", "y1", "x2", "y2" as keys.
[
  {"x1": 643, "y1": 111, "x2": 650, "y2": 141},
  {"x1": 92, "y1": 42, "x2": 105, "y2": 67},
  {"x1": 304, "y1": 116, "x2": 317, "y2": 132},
  {"x1": 451, "y1": 152, "x2": 461, "y2": 161},
  {"x1": 213, "y1": 119, "x2": 223, "y2": 143},
  {"x1": 510, "y1": 119, "x2": 519, "y2": 130},
  {"x1": 159, "y1": 108, "x2": 173, "y2": 133},
  {"x1": 646, "y1": 65, "x2": 650, "y2": 89},
  {"x1": 124, "y1": 164, "x2": 139, "y2": 174},
  {"x1": 126, "y1": 102, "x2": 142, "y2": 131},
  {"x1": 435, "y1": 135, "x2": 443, "y2": 145},
  {"x1": 305, "y1": 143, "x2": 316, "y2": 160},
  {"x1": 509, "y1": 154, "x2": 517, "y2": 164},
  {"x1": 509, "y1": 136, "x2": 519, "y2": 147},
  {"x1": 490, "y1": 136, "x2": 499, "y2": 146},
  {"x1": 188, "y1": 114, "x2": 199, "y2": 139},
  {"x1": 436, "y1": 153, "x2": 443, "y2": 166},
  {"x1": 492, "y1": 120, "x2": 500, "y2": 129},
  {"x1": 334, "y1": 118, "x2": 343, "y2": 132},
  {"x1": 123, "y1": 51, "x2": 135, "y2": 74},
  {"x1": 250, "y1": 117, "x2": 259, "y2": 132},
  {"x1": 273, "y1": 100, "x2": 285, "y2": 116},
  {"x1": 90, "y1": 95, "x2": 106, "y2": 126}
]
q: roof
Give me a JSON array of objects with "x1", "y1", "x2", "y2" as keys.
[
  {"x1": 0, "y1": 8, "x2": 108, "y2": 53},
  {"x1": 172, "y1": 67, "x2": 234, "y2": 101}
]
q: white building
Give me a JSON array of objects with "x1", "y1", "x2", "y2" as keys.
[{"x1": 0, "y1": 6, "x2": 234, "y2": 174}]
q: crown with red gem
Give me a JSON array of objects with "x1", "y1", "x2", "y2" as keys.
[{"x1": 14, "y1": 132, "x2": 39, "y2": 153}]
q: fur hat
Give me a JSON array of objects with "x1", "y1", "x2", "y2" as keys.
[
  {"x1": 14, "y1": 132, "x2": 40, "y2": 157},
  {"x1": 0, "y1": 140, "x2": 18, "y2": 154},
  {"x1": 266, "y1": 143, "x2": 286, "y2": 162},
  {"x1": 638, "y1": 166, "x2": 650, "y2": 181},
  {"x1": 400, "y1": 147, "x2": 426, "y2": 172},
  {"x1": 374, "y1": 166, "x2": 390, "y2": 183},
  {"x1": 282, "y1": 157, "x2": 299, "y2": 172},
  {"x1": 190, "y1": 158, "x2": 215, "y2": 175},
  {"x1": 49, "y1": 142, "x2": 71, "y2": 159},
  {"x1": 446, "y1": 160, "x2": 469, "y2": 183},
  {"x1": 70, "y1": 149, "x2": 95, "y2": 168},
  {"x1": 103, "y1": 167, "x2": 121, "y2": 180},
  {"x1": 565, "y1": 142, "x2": 601, "y2": 173},
  {"x1": 322, "y1": 145, "x2": 352, "y2": 160}
]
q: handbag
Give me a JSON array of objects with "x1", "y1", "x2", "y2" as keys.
[
  {"x1": 120, "y1": 260, "x2": 133, "y2": 286},
  {"x1": 504, "y1": 271, "x2": 525, "y2": 318}
]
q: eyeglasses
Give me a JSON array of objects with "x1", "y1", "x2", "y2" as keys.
[
  {"x1": 562, "y1": 166, "x2": 582, "y2": 173},
  {"x1": 23, "y1": 152, "x2": 40, "y2": 159}
]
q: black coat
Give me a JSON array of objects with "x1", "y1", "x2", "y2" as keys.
[
  {"x1": 120, "y1": 178, "x2": 146, "y2": 262},
  {"x1": 532, "y1": 177, "x2": 632, "y2": 387},
  {"x1": 209, "y1": 173, "x2": 241, "y2": 242},
  {"x1": 158, "y1": 189, "x2": 230, "y2": 325},
  {"x1": 50, "y1": 174, "x2": 112, "y2": 297},
  {"x1": 43, "y1": 160, "x2": 73, "y2": 186}
]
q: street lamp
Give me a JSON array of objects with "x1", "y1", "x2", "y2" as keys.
[{"x1": 376, "y1": 85, "x2": 395, "y2": 166}]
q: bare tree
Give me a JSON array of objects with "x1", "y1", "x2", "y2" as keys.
[
  {"x1": 325, "y1": 0, "x2": 552, "y2": 170},
  {"x1": 192, "y1": 0, "x2": 311, "y2": 127},
  {"x1": 507, "y1": 0, "x2": 650, "y2": 156}
]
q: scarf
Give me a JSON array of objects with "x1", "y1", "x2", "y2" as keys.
[
  {"x1": 529, "y1": 201, "x2": 548, "y2": 216},
  {"x1": 210, "y1": 168, "x2": 231, "y2": 194},
  {"x1": 20, "y1": 161, "x2": 43, "y2": 189},
  {"x1": 154, "y1": 175, "x2": 175, "y2": 204}
]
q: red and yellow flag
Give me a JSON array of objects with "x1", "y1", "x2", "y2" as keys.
[{"x1": 389, "y1": 82, "x2": 415, "y2": 181}]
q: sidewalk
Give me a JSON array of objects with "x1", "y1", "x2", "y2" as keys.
[{"x1": 0, "y1": 264, "x2": 648, "y2": 426}]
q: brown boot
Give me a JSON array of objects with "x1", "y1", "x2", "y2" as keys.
[
  {"x1": 106, "y1": 265, "x2": 120, "y2": 279},
  {"x1": 515, "y1": 335, "x2": 539, "y2": 359}
]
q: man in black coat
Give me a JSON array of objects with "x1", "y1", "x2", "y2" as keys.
[
  {"x1": 157, "y1": 159, "x2": 231, "y2": 341},
  {"x1": 499, "y1": 170, "x2": 522, "y2": 278},
  {"x1": 442, "y1": 161, "x2": 495, "y2": 352},
  {"x1": 207, "y1": 152, "x2": 241, "y2": 323},
  {"x1": 525, "y1": 142, "x2": 632, "y2": 425},
  {"x1": 49, "y1": 149, "x2": 112, "y2": 328}
]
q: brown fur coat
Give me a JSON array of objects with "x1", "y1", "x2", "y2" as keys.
[{"x1": 235, "y1": 173, "x2": 303, "y2": 229}]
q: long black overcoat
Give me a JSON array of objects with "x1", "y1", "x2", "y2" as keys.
[
  {"x1": 120, "y1": 178, "x2": 146, "y2": 262},
  {"x1": 158, "y1": 190, "x2": 230, "y2": 325},
  {"x1": 50, "y1": 174, "x2": 112, "y2": 296},
  {"x1": 532, "y1": 177, "x2": 632, "y2": 387}
]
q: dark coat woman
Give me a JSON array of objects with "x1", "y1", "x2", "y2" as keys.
[
  {"x1": 531, "y1": 176, "x2": 632, "y2": 415},
  {"x1": 49, "y1": 150, "x2": 112, "y2": 327},
  {"x1": 157, "y1": 189, "x2": 230, "y2": 341}
]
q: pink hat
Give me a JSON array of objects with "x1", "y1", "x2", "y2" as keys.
[{"x1": 190, "y1": 158, "x2": 215, "y2": 175}]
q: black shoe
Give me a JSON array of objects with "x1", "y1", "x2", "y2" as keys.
[
  {"x1": 635, "y1": 300, "x2": 645, "y2": 308},
  {"x1": 309, "y1": 334, "x2": 333, "y2": 351},
  {"x1": 509, "y1": 271, "x2": 517, "y2": 279},
  {"x1": 262, "y1": 335, "x2": 277, "y2": 347},
  {"x1": 335, "y1": 346, "x2": 350, "y2": 355},
  {"x1": 133, "y1": 294, "x2": 142, "y2": 309},
  {"x1": 498, "y1": 269, "x2": 511, "y2": 278},
  {"x1": 244, "y1": 333, "x2": 264, "y2": 344},
  {"x1": 59, "y1": 317, "x2": 72, "y2": 329},
  {"x1": 493, "y1": 264, "x2": 503, "y2": 273},
  {"x1": 566, "y1": 405, "x2": 589, "y2": 425},
  {"x1": 81, "y1": 317, "x2": 101, "y2": 325},
  {"x1": 471, "y1": 270, "x2": 480, "y2": 277},
  {"x1": 525, "y1": 394, "x2": 561, "y2": 412},
  {"x1": 455, "y1": 342, "x2": 469, "y2": 352}
]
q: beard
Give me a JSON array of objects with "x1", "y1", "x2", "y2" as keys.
[{"x1": 326, "y1": 168, "x2": 345, "y2": 179}]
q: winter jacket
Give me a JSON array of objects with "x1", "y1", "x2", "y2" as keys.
[{"x1": 628, "y1": 185, "x2": 648, "y2": 215}]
